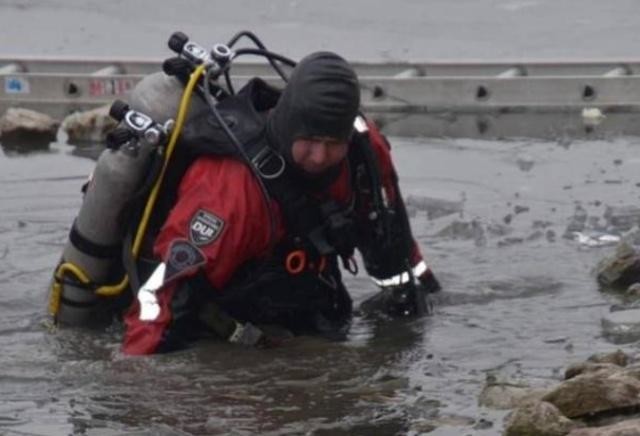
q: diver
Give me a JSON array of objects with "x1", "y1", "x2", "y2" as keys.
[
  {"x1": 122, "y1": 51, "x2": 441, "y2": 354},
  {"x1": 48, "y1": 32, "x2": 441, "y2": 354}
]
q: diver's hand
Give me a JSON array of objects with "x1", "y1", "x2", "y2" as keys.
[
  {"x1": 361, "y1": 272, "x2": 440, "y2": 319},
  {"x1": 419, "y1": 269, "x2": 442, "y2": 294},
  {"x1": 384, "y1": 282, "x2": 433, "y2": 317}
]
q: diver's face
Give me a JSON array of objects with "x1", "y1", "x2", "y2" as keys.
[{"x1": 291, "y1": 136, "x2": 348, "y2": 175}]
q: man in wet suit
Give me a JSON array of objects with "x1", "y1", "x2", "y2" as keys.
[{"x1": 123, "y1": 51, "x2": 441, "y2": 355}]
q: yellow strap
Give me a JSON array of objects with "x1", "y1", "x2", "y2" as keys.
[
  {"x1": 48, "y1": 262, "x2": 91, "y2": 317},
  {"x1": 95, "y1": 64, "x2": 206, "y2": 297}
]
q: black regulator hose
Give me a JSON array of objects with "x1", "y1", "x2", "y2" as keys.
[
  {"x1": 227, "y1": 31, "x2": 293, "y2": 82},
  {"x1": 201, "y1": 66, "x2": 278, "y2": 250},
  {"x1": 232, "y1": 48, "x2": 297, "y2": 70},
  {"x1": 217, "y1": 47, "x2": 297, "y2": 95}
]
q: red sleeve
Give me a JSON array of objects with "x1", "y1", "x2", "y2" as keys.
[
  {"x1": 123, "y1": 156, "x2": 281, "y2": 355},
  {"x1": 154, "y1": 156, "x2": 279, "y2": 289}
]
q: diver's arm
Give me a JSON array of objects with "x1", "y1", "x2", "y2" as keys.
[
  {"x1": 355, "y1": 120, "x2": 440, "y2": 317},
  {"x1": 122, "y1": 157, "x2": 276, "y2": 354}
]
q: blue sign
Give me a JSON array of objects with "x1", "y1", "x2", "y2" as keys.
[{"x1": 4, "y1": 76, "x2": 30, "y2": 94}]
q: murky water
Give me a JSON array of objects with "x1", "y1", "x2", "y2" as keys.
[
  {"x1": 3, "y1": 131, "x2": 640, "y2": 435},
  {"x1": 3, "y1": 0, "x2": 640, "y2": 433}
]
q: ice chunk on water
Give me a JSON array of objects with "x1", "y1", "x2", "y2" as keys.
[{"x1": 571, "y1": 232, "x2": 620, "y2": 247}]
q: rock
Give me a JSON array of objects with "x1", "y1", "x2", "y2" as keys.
[
  {"x1": 479, "y1": 383, "x2": 547, "y2": 410},
  {"x1": 542, "y1": 371, "x2": 640, "y2": 418},
  {"x1": 602, "y1": 309, "x2": 640, "y2": 343},
  {"x1": 596, "y1": 243, "x2": 640, "y2": 289},
  {"x1": 627, "y1": 283, "x2": 640, "y2": 297},
  {"x1": 568, "y1": 419, "x2": 640, "y2": 436},
  {"x1": 622, "y1": 227, "x2": 640, "y2": 246},
  {"x1": 0, "y1": 107, "x2": 59, "y2": 148},
  {"x1": 564, "y1": 362, "x2": 623, "y2": 380},
  {"x1": 62, "y1": 105, "x2": 118, "y2": 145},
  {"x1": 587, "y1": 350, "x2": 630, "y2": 367},
  {"x1": 504, "y1": 401, "x2": 581, "y2": 436}
]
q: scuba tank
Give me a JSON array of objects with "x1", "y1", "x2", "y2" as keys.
[
  {"x1": 48, "y1": 30, "x2": 297, "y2": 327},
  {"x1": 49, "y1": 103, "x2": 173, "y2": 326}
]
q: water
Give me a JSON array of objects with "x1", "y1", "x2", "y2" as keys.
[
  {"x1": 2, "y1": 133, "x2": 640, "y2": 435},
  {"x1": 3, "y1": 0, "x2": 640, "y2": 434},
  {"x1": 1, "y1": 0, "x2": 639, "y2": 60}
]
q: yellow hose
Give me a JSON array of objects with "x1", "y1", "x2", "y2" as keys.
[
  {"x1": 48, "y1": 262, "x2": 91, "y2": 318},
  {"x1": 50, "y1": 65, "x2": 206, "y2": 302},
  {"x1": 95, "y1": 63, "x2": 206, "y2": 297}
]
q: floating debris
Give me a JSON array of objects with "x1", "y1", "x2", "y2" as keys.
[
  {"x1": 581, "y1": 107, "x2": 606, "y2": 127},
  {"x1": 571, "y1": 232, "x2": 620, "y2": 248}
]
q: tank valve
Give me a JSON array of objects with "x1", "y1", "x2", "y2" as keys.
[
  {"x1": 108, "y1": 100, "x2": 173, "y2": 149},
  {"x1": 168, "y1": 31, "x2": 212, "y2": 66}
]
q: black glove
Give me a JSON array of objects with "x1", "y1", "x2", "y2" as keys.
[
  {"x1": 360, "y1": 270, "x2": 441, "y2": 319},
  {"x1": 419, "y1": 270, "x2": 442, "y2": 294}
]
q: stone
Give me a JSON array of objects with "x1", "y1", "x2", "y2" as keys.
[
  {"x1": 0, "y1": 107, "x2": 59, "y2": 148},
  {"x1": 587, "y1": 350, "x2": 630, "y2": 367},
  {"x1": 62, "y1": 104, "x2": 118, "y2": 145},
  {"x1": 596, "y1": 243, "x2": 640, "y2": 289},
  {"x1": 479, "y1": 383, "x2": 547, "y2": 409},
  {"x1": 568, "y1": 419, "x2": 640, "y2": 436},
  {"x1": 504, "y1": 401, "x2": 581, "y2": 436},
  {"x1": 602, "y1": 309, "x2": 640, "y2": 343},
  {"x1": 542, "y1": 371, "x2": 640, "y2": 418},
  {"x1": 627, "y1": 283, "x2": 640, "y2": 297},
  {"x1": 564, "y1": 362, "x2": 623, "y2": 380}
]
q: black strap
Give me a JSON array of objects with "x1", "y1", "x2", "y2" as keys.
[
  {"x1": 69, "y1": 221, "x2": 122, "y2": 259},
  {"x1": 244, "y1": 140, "x2": 330, "y2": 254},
  {"x1": 60, "y1": 294, "x2": 98, "y2": 308}
]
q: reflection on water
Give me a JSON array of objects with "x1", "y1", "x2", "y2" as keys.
[
  {"x1": 374, "y1": 111, "x2": 640, "y2": 141},
  {"x1": 2, "y1": 134, "x2": 640, "y2": 435}
]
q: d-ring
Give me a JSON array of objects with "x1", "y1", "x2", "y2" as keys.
[{"x1": 251, "y1": 147, "x2": 286, "y2": 179}]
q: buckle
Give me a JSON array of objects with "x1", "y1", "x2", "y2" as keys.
[{"x1": 251, "y1": 146, "x2": 286, "y2": 179}]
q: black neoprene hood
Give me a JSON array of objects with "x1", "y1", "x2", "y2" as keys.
[{"x1": 267, "y1": 51, "x2": 361, "y2": 162}]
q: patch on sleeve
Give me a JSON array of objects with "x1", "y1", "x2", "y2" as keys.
[
  {"x1": 189, "y1": 209, "x2": 225, "y2": 246},
  {"x1": 164, "y1": 239, "x2": 207, "y2": 284}
]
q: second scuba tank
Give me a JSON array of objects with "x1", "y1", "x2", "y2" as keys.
[
  {"x1": 129, "y1": 72, "x2": 206, "y2": 125},
  {"x1": 50, "y1": 102, "x2": 172, "y2": 326}
]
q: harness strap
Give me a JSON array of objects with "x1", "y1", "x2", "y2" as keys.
[{"x1": 69, "y1": 221, "x2": 122, "y2": 259}]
